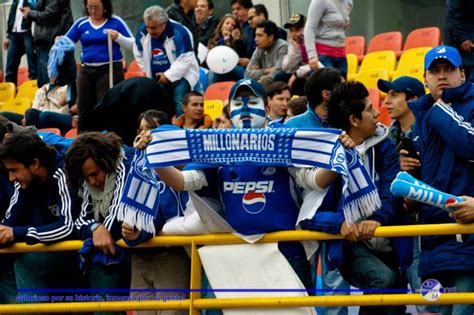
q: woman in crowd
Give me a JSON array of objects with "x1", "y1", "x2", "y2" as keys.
[{"x1": 65, "y1": 0, "x2": 134, "y2": 133}]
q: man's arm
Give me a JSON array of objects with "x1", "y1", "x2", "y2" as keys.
[
  {"x1": 25, "y1": 0, "x2": 63, "y2": 25},
  {"x1": 163, "y1": 24, "x2": 196, "y2": 83},
  {"x1": 269, "y1": 42, "x2": 289, "y2": 78},
  {"x1": 245, "y1": 49, "x2": 264, "y2": 79},
  {"x1": 133, "y1": 29, "x2": 147, "y2": 73}
]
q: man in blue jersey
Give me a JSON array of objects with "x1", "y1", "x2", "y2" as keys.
[
  {"x1": 0, "y1": 131, "x2": 81, "y2": 300},
  {"x1": 134, "y1": 5, "x2": 200, "y2": 116}
]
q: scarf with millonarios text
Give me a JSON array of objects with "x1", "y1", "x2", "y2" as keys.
[{"x1": 134, "y1": 125, "x2": 381, "y2": 226}]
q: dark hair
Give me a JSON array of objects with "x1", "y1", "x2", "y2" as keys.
[
  {"x1": 182, "y1": 91, "x2": 203, "y2": 106},
  {"x1": 288, "y1": 96, "x2": 307, "y2": 117},
  {"x1": 266, "y1": 81, "x2": 291, "y2": 98},
  {"x1": 222, "y1": 104, "x2": 231, "y2": 120},
  {"x1": 206, "y1": 0, "x2": 214, "y2": 10},
  {"x1": 230, "y1": 0, "x2": 253, "y2": 9},
  {"x1": 305, "y1": 68, "x2": 343, "y2": 110},
  {"x1": 65, "y1": 132, "x2": 123, "y2": 187},
  {"x1": 137, "y1": 110, "x2": 170, "y2": 128},
  {"x1": 0, "y1": 131, "x2": 56, "y2": 168},
  {"x1": 83, "y1": 0, "x2": 113, "y2": 19},
  {"x1": 0, "y1": 116, "x2": 9, "y2": 144},
  {"x1": 209, "y1": 14, "x2": 242, "y2": 49},
  {"x1": 327, "y1": 81, "x2": 369, "y2": 132},
  {"x1": 252, "y1": 4, "x2": 268, "y2": 19},
  {"x1": 256, "y1": 20, "x2": 278, "y2": 40}
]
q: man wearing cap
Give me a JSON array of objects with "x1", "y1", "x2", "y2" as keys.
[{"x1": 406, "y1": 45, "x2": 474, "y2": 315}]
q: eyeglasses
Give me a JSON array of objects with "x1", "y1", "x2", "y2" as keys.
[{"x1": 86, "y1": 5, "x2": 103, "y2": 11}]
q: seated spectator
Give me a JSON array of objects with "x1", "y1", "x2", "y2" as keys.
[
  {"x1": 207, "y1": 14, "x2": 248, "y2": 83},
  {"x1": 285, "y1": 68, "x2": 343, "y2": 128},
  {"x1": 230, "y1": 0, "x2": 254, "y2": 58},
  {"x1": 286, "y1": 96, "x2": 308, "y2": 120},
  {"x1": 173, "y1": 91, "x2": 213, "y2": 129},
  {"x1": 213, "y1": 103, "x2": 233, "y2": 129},
  {"x1": 265, "y1": 81, "x2": 291, "y2": 124},
  {"x1": 194, "y1": 0, "x2": 219, "y2": 47},
  {"x1": 134, "y1": 5, "x2": 200, "y2": 116},
  {"x1": 0, "y1": 131, "x2": 82, "y2": 301},
  {"x1": 245, "y1": 20, "x2": 289, "y2": 86},
  {"x1": 65, "y1": 132, "x2": 134, "y2": 306},
  {"x1": 247, "y1": 4, "x2": 287, "y2": 46},
  {"x1": 134, "y1": 109, "x2": 171, "y2": 149},
  {"x1": 300, "y1": 81, "x2": 412, "y2": 315}
]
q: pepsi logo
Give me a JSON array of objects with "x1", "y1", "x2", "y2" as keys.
[
  {"x1": 242, "y1": 191, "x2": 266, "y2": 214},
  {"x1": 445, "y1": 198, "x2": 457, "y2": 205},
  {"x1": 152, "y1": 48, "x2": 163, "y2": 56}
]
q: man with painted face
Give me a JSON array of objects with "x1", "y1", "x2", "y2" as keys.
[{"x1": 155, "y1": 79, "x2": 354, "y2": 291}]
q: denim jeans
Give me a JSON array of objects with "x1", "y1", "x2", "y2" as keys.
[
  {"x1": 36, "y1": 48, "x2": 51, "y2": 88},
  {"x1": 319, "y1": 55, "x2": 348, "y2": 78},
  {"x1": 25, "y1": 108, "x2": 72, "y2": 133},
  {"x1": 5, "y1": 31, "x2": 37, "y2": 86},
  {"x1": 339, "y1": 242, "x2": 406, "y2": 315}
]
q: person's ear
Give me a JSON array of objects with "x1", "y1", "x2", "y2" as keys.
[
  {"x1": 349, "y1": 114, "x2": 359, "y2": 128},
  {"x1": 322, "y1": 90, "x2": 331, "y2": 102},
  {"x1": 461, "y1": 68, "x2": 466, "y2": 83},
  {"x1": 30, "y1": 158, "x2": 41, "y2": 171}
]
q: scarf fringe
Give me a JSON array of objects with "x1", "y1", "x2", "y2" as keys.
[
  {"x1": 343, "y1": 190, "x2": 381, "y2": 225},
  {"x1": 118, "y1": 204, "x2": 156, "y2": 236}
]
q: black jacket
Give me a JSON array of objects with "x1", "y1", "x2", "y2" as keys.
[
  {"x1": 445, "y1": 0, "x2": 474, "y2": 66},
  {"x1": 6, "y1": 0, "x2": 33, "y2": 38},
  {"x1": 26, "y1": 0, "x2": 73, "y2": 49},
  {"x1": 166, "y1": 3, "x2": 198, "y2": 53}
]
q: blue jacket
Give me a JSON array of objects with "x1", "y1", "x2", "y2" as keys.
[
  {"x1": 301, "y1": 126, "x2": 413, "y2": 270},
  {"x1": 408, "y1": 82, "x2": 474, "y2": 277},
  {"x1": 2, "y1": 152, "x2": 80, "y2": 245},
  {"x1": 284, "y1": 106, "x2": 325, "y2": 128}
]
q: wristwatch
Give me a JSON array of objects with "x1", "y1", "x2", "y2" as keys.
[{"x1": 90, "y1": 222, "x2": 101, "y2": 233}]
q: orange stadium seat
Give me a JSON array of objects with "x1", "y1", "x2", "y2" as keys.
[
  {"x1": 65, "y1": 128, "x2": 78, "y2": 138},
  {"x1": 128, "y1": 60, "x2": 141, "y2": 72},
  {"x1": 39, "y1": 128, "x2": 62, "y2": 135},
  {"x1": 125, "y1": 71, "x2": 146, "y2": 80},
  {"x1": 0, "y1": 70, "x2": 3, "y2": 82},
  {"x1": 403, "y1": 27, "x2": 441, "y2": 51},
  {"x1": 204, "y1": 81, "x2": 234, "y2": 102},
  {"x1": 367, "y1": 31, "x2": 403, "y2": 56},
  {"x1": 17, "y1": 67, "x2": 29, "y2": 87},
  {"x1": 345, "y1": 36, "x2": 365, "y2": 62},
  {"x1": 368, "y1": 88, "x2": 381, "y2": 109}
]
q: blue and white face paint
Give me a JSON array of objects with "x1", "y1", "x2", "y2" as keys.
[{"x1": 230, "y1": 96, "x2": 266, "y2": 129}]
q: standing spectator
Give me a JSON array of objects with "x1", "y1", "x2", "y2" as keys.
[
  {"x1": 65, "y1": 132, "x2": 134, "y2": 308},
  {"x1": 207, "y1": 14, "x2": 248, "y2": 83},
  {"x1": 304, "y1": 0, "x2": 353, "y2": 76},
  {"x1": 65, "y1": 0, "x2": 134, "y2": 133},
  {"x1": 445, "y1": 0, "x2": 474, "y2": 82},
  {"x1": 245, "y1": 20, "x2": 288, "y2": 86},
  {"x1": 166, "y1": 0, "x2": 198, "y2": 52},
  {"x1": 247, "y1": 4, "x2": 287, "y2": 42},
  {"x1": 405, "y1": 45, "x2": 474, "y2": 315},
  {"x1": 20, "y1": 0, "x2": 73, "y2": 87},
  {"x1": 172, "y1": 91, "x2": 212, "y2": 129},
  {"x1": 230, "y1": 0, "x2": 254, "y2": 58},
  {"x1": 194, "y1": 0, "x2": 219, "y2": 47},
  {"x1": 265, "y1": 81, "x2": 291, "y2": 124},
  {"x1": 134, "y1": 5, "x2": 199, "y2": 117},
  {"x1": 286, "y1": 68, "x2": 343, "y2": 128},
  {"x1": 3, "y1": 0, "x2": 37, "y2": 86},
  {"x1": 0, "y1": 131, "x2": 82, "y2": 301}
]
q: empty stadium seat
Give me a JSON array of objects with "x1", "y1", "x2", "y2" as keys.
[
  {"x1": 403, "y1": 27, "x2": 441, "y2": 51},
  {"x1": 124, "y1": 71, "x2": 146, "y2": 80},
  {"x1": 367, "y1": 31, "x2": 403, "y2": 55},
  {"x1": 204, "y1": 81, "x2": 234, "y2": 102},
  {"x1": 378, "y1": 104, "x2": 392, "y2": 127},
  {"x1": 1, "y1": 97, "x2": 31, "y2": 115},
  {"x1": 346, "y1": 53, "x2": 358, "y2": 79},
  {"x1": 17, "y1": 67, "x2": 29, "y2": 87},
  {"x1": 204, "y1": 99, "x2": 224, "y2": 120},
  {"x1": 354, "y1": 69, "x2": 389, "y2": 90},
  {"x1": 368, "y1": 88, "x2": 381, "y2": 109},
  {"x1": 17, "y1": 80, "x2": 38, "y2": 103},
  {"x1": 65, "y1": 128, "x2": 78, "y2": 139},
  {"x1": 0, "y1": 82, "x2": 16, "y2": 106},
  {"x1": 128, "y1": 60, "x2": 141, "y2": 72},
  {"x1": 397, "y1": 47, "x2": 430, "y2": 70},
  {"x1": 345, "y1": 36, "x2": 365, "y2": 62},
  {"x1": 358, "y1": 51, "x2": 397, "y2": 74},
  {"x1": 39, "y1": 128, "x2": 62, "y2": 135},
  {"x1": 392, "y1": 65, "x2": 425, "y2": 82}
]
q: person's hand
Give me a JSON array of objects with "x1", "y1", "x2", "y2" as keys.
[
  {"x1": 238, "y1": 58, "x2": 249, "y2": 67},
  {"x1": 3, "y1": 39, "x2": 9, "y2": 50},
  {"x1": 121, "y1": 223, "x2": 140, "y2": 241},
  {"x1": 309, "y1": 57, "x2": 320, "y2": 72},
  {"x1": 448, "y1": 196, "x2": 474, "y2": 224},
  {"x1": 69, "y1": 104, "x2": 78, "y2": 115},
  {"x1": 460, "y1": 40, "x2": 473, "y2": 53},
  {"x1": 19, "y1": 6, "x2": 30, "y2": 18},
  {"x1": 133, "y1": 130, "x2": 152, "y2": 149},
  {"x1": 156, "y1": 72, "x2": 170, "y2": 84},
  {"x1": 71, "y1": 115, "x2": 79, "y2": 128},
  {"x1": 105, "y1": 29, "x2": 119, "y2": 41},
  {"x1": 263, "y1": 67, "x2": 275, "y2": 75},
  {"x1": 231, "y1": 28, "x2": 241, "y2": 40},
  {"x1": 92, "y1": 224, "x2": 116, "y2": 256},
  {"x1": 250, "y1": 64, "x2": 261, "y2": 70},
  {"x1": 357, "y1": 220, "x2": 381, "y2": 240},
  {"x1": 340, "y1": 221, "x2": 360, "y2": 242},
  {"x1": 339, "y1": 131, "x2": 355, "y2": 149},
  {"x1": 0, "y1": 225, "x2": 14, "y2": 244},
  {"x1": 399, "y1": 149, "x2": 421, "y2": 173}
]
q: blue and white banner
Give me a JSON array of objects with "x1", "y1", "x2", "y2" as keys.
[
  {"x1": 390, "y1": 172, "x2": 463, "y2": 212},
  {"x1": 145, "y1": 126, "x2": 381, "y2": 225}
]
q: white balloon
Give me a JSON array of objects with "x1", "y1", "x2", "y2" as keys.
[
  {"x1": 197, "y1": 43, "x2": 208, "y2": 65},
  {"x1": 206, "y1": 46, "x2": 239, "y2": 74}
]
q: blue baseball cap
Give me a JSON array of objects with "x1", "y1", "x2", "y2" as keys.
[
  {"x1": 377, "y1": 76, "x2": 425, "y2": 97},
  {"x1": 229, "y1": 79, "x2": 268, "y2": 101},
  {"x1": 424, "y1": 45, "x2": 462, "y2": 70}
]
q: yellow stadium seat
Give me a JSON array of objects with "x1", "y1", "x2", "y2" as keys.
[
  {"x1": 1, "y1": 97, "x2": 31, "y2": 115},
  {"x1": 346, "y1": 53, "x2": 358, "y2": 79},
  {"x1": 204, "y1": 99, "x2": 224, "y2": 120},
  {"x1": 397, "y1": 47, "x2": 430, "y2": 71},
  {"x1": 17, "y1": 80, "x2": 38, "y2": 103},
  {"x1": 359, "y1": 51, "x2": 397, "y2": 74},
  {"x1": 354, "y1": 69, "x2": 389, "y2": 90},
  {"x1": 392, "y1": 65, "x2": 424, "y2": 82},
  {"x1": 0, "y1": 82, "x2": 16, "y2": 106}
]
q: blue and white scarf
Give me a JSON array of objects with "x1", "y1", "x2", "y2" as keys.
[{"x1": 141, "y1": 126, "x2": 381, "y2": 224}]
